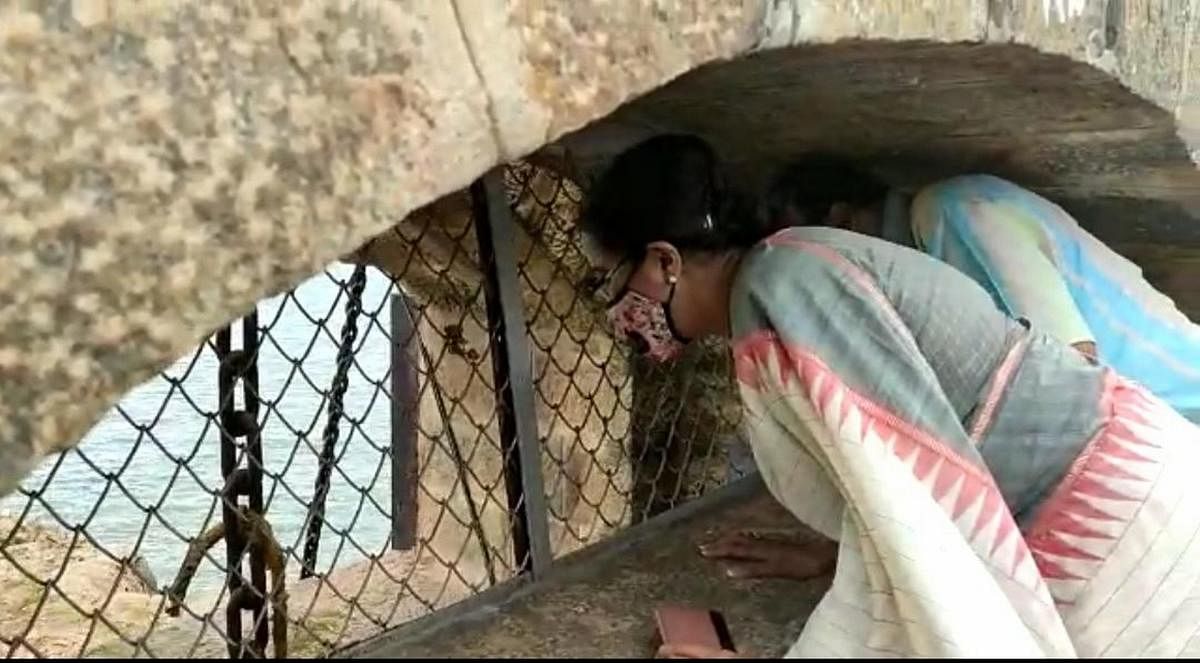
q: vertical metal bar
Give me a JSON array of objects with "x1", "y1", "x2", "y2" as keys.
[
  {"x1": 390, "y1": 293, "x2": 420, "y2": 550},
  {"x1": 471, "y1": 169, "x2": 553, "y2": 577}
]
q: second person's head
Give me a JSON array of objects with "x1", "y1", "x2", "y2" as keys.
[{"x1": 764, "y1": 154, "x2": 889, "y2": 234}]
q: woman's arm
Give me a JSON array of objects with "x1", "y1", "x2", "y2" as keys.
[{"x1": 910, "y1": 189, "x2": 1097, "y2": 361}]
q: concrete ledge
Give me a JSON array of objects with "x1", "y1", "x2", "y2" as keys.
[{"x1": 341, "y1": 474, "x2": 830, "y2": 658}]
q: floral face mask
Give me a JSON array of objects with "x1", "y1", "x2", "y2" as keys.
[{"x1": 605, "y1": 275, "x2": 689, "y2": 363}]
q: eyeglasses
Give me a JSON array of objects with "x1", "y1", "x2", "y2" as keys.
[{"x1": 580, "y1": 259, "x2": 635, "y2": 307}]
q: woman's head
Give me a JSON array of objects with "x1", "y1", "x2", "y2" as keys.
[
  {"x1": 764, "y1": 153, "x2": 888, "y2": 231},
  {"x1": 580, "y1": 134, "x2": 765, "y2": 362}
]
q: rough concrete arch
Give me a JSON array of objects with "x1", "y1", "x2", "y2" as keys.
[{"x1": 1, "y1": 0, "x2": 1197, "y2": 497}]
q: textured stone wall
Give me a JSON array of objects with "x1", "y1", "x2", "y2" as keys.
[{"x1": 1, "y1": 0, "x2": 1196, "y2": 497}]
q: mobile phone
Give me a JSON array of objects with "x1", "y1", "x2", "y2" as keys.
[{"x1": 653, "y1": 605, "x2": 736, "y2": 653}]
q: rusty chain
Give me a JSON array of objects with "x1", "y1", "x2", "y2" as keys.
[
  {"x1": 301, "y1": 263, "x2": 368, "y2": 580},
  {"x1": 214, "y1": 311, "x2": 275, "y2": 658}
]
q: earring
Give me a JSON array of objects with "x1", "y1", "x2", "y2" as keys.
[{"x1": 667, "y1": 274, "x2": 678, "y2": 285}]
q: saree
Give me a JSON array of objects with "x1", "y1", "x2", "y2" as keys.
[
  {"x1": 730, "y1": 227, "x2": 1200, "y2": 657},
  {"x1": 895, "y1": 175, "x2": 1200, "y2": 422}
]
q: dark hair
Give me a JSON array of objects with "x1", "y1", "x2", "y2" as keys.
[
  {"x1": 764, "y1": 153, "x2": 888, "y2": 227},
  {"x1": 581, "y1": 134, "x2": 768, "y2": 258}
]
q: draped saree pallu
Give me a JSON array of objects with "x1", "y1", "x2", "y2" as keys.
[{"x1": 729, "y1": 231, "x2": 1200, "y2": 658}]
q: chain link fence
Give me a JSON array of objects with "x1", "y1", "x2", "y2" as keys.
[{"x1": 0, "y1": 158, "x2": 746, "y2": 658}]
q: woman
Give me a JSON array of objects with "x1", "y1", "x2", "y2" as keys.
[
  {"x1": 582, "y1": 135, "x2": 1200, "y2": 658},
  {"x1": 765, "y1": 156, "x2": 1200, "y2": 422}
]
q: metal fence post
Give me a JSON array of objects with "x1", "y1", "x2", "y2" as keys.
[
  {"x1": 471, "y1": 169, "x2": 553, "y2": 578},
  {"x1": 390, "y1": 293, "x2": 420, "y2": 550},
  {"x1": 215, "y1": 310, "x2": 270, "y2": 658}
]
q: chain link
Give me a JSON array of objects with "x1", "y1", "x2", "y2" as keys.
[
  {"x1": 214, "y1": 311, "x2": 274, "y2": 658},
  {"x1": 301, "y1": 264, "x2": 368, "y2": 579}
]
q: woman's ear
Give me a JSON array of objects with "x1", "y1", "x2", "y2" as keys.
[{"x1": 645, "y1": 241, "x2": 683, "y2": 283}]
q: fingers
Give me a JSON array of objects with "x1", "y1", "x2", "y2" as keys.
[
  {"x1": 656, "y1": 643, "x2": 741, "y2": 659},
  {"x1": 699, "y1": 534, "x2": 756, "y2": 560},
  {"x1": 699, "y1": 532, "x2": 805, "y2": 560},
  {"x1": 718, "y1": 556, "x2": 829, "y2": 580},
  {"x1": 720, "y1": 558, "x2": 781, "y2": 580},
  {"x1": 699, "y1": 531, "x2": 776, "y2": 560},
  {"x1": 655, "y1": 643, "x2": 686, "y2": 659},
  {"x1": 700, "y1": 534, "x2": 839, "y2": 581}
]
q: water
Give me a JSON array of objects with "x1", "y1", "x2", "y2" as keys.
[{"x1": 1, "y1": 263, "x2": 402, "y2": 598}]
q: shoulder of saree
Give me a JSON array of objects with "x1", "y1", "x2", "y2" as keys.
[
  {"x1": 730, "y1": 231, "x2": 1068, "y2": 646},
  {"x1": 733, "y1": 229, "x2": 951, "y2": 438}
]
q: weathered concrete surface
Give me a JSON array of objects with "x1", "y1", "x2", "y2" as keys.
[
  {"x1": 349, "y1": 478, "x2": 830, "y2": 658},
  {"x1": 559, "y1": 38, "x2": 1200, "y2": 317},
  {"x1": 1, "y1": 0, "x2": 1197, "y2": 499},
  {"x1": 0, "y1": 0, "x2": 759, "y2": 499}
]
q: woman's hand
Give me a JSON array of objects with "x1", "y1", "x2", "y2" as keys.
[
  {"x1": 1071, "y1": 340, "x2": 1099, "y2": 365},
  {"x1": 699, "y1": 530, "x2": 838, "y2": 581},
  {"x1": 656, "y1": 643, "x2": 745, "y2": 659}
]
